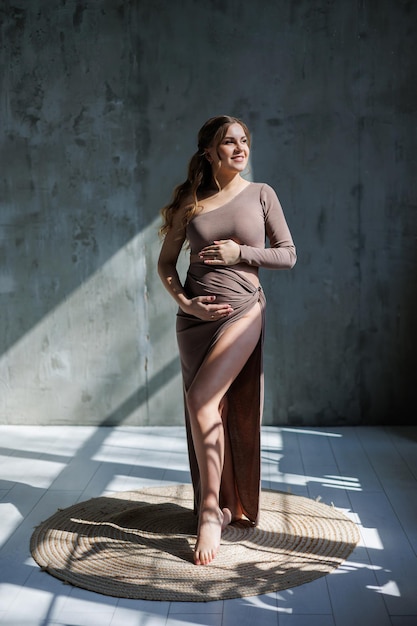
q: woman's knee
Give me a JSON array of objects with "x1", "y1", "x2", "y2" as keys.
[
  {"x1": 186, "y1": 386, "x2": 221, "y2": 427},
  {"x1": 186, "y1": 386, "x2": 207, "y2": 419}
]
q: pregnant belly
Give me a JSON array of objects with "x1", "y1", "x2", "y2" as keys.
[{"x1": 185, "y1": 264, "x2": 259, "y2": 304}]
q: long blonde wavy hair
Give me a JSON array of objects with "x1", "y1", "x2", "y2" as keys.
[{"x1": 159, "y1": 115, "x2": 251, "y2": 237}]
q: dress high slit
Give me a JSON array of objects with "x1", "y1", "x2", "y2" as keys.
[{"x1": 177, "y1": 266, "x2": 266, "y2": 525}]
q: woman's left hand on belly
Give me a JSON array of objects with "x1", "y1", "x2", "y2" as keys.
[{"x1": 199, "y1": 239, "x2": 241, "y2": 266}]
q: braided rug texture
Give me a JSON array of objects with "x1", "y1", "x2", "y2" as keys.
[{"x1": 30, "y1": 484, "x2": 360, "y2": 602}]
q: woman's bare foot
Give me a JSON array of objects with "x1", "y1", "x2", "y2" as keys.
[
  {"x1": 221, "y1": 501, "x2": 245, "y2": 524},
  {"x1": 193, "y1": 506, "x2": 236, "y2": 565},
  {"x1": 221, "y1": 507, "x2": 233, "y2": 529},
  {"x1": 194, "y1": 506, "x2": 231, "y2": 565}
]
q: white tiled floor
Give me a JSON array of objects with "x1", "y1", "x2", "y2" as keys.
[{"x1": 0, "y1": 425, "x2": 416, "y2": 626}]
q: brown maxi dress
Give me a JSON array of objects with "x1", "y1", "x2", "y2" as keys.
[{"x1": 176, "y1": 182, "x2": 296, "y2": 525}]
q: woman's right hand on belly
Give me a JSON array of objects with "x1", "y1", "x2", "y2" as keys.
[{"x1": 181, "y1": 295, "x2": 233, "y2": 321}]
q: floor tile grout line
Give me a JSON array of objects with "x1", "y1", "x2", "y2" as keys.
[
  {"x1": 382, "y1": 427, "x2": 417, "y2": 560},
  {"x1": 355, "y1": 426, "x2": 417, "y2": 558},
  {"x1": 0, "y1": 485, "x2": 52, "y2": 558},
  {"x1": 381, "y1": 427, "x2": 417, "y2": 559},
  {"x1": 327, "y1": 428, "x2": 385, "y2": 626},
  {"x1": 384, "y1": 426, "x2": 417, "y2": 482},
  {"x1": 348, "y1": 428, "x2": 413, "y2": 622}
]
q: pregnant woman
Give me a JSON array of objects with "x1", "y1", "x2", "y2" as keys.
[{"x1": 157, "y1": 115, "x2": 296, "y2": 565}]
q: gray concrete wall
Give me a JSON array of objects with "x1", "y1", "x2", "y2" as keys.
[{"x1": 1, "y1": 0, "x2": 416, "y2": 426}]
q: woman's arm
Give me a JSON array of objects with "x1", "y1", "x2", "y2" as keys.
[
  {"x1": 157, "y1": 209, "x2": 234, "y2": 320},
  {"x1": 239, "y1": 184, "x2": 296, "y2": 269},
  {"x1": 157, "y1": 210, "x2": 192, "y2": 311}
]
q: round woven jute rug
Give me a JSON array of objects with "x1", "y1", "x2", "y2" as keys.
[{"x1": 30, "y1": 484, "x2": 360, "y2": 602}]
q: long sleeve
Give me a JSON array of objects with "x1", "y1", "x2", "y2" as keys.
[{"x1": 239, "y1": 184, "x2": 297, "y2": 269}]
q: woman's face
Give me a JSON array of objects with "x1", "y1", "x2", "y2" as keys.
[{"x1": 206, "y1": 123, "x2": 250, "y2": 174}]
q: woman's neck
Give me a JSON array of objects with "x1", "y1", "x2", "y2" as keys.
[
  {"x1": 213, "y1": 173, "x2": 244, "y2": 192},
  {"x1": 199, "y1": 175, "x2": 248, "y2": 204}
]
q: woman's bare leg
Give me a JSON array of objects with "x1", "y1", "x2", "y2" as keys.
[{"x1": 186, "y1": 303, "x2": 262, "y2": 565}]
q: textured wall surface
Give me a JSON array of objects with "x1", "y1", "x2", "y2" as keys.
[{"x1": 0, "y1": 0, "x2": 416, "y2": 426}]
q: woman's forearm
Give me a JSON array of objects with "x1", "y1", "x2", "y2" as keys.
[{"x1": 157, "y1": 261, "x2": 191, "y2": 311}]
